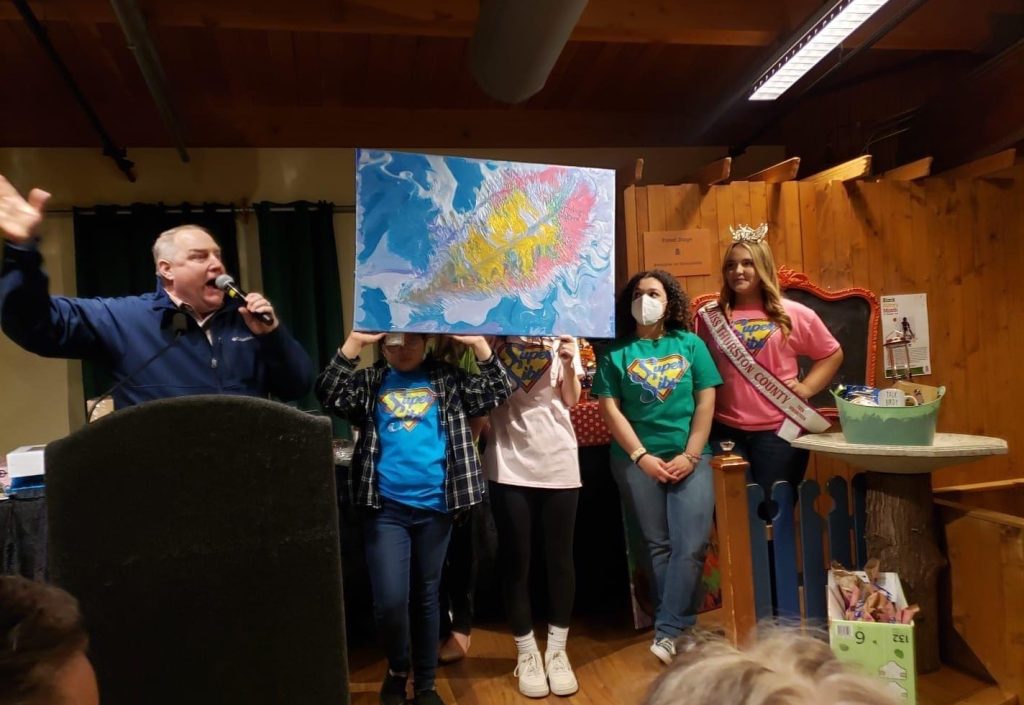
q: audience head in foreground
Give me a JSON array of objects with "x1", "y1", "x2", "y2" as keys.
[
  {"x1": 643, "y1": 629, "x2": 900, "y2": 705},
  {"x1": 0, "y1": 577, "x2": 99, "y2": 705}
]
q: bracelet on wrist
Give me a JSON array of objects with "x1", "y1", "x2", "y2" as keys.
[
  {"x1": 634, "y1": 452, "x2": 648, "y2": 464},
  {"x1": 629, "y1": 446, "x2": 647, "y2": 463},
  {"x1": 684, "y1": 452, "x2": 702, "y2": 464}
]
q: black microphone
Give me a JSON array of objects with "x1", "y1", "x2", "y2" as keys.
[
  {"x1": 86, "y1": 312, "x2": 189, "y2": 422},
  {"x1": 214, "y1": 274, "x2": 274, "y2": 325}
]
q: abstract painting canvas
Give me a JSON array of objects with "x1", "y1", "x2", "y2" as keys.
[{"x1": 354, "y1": 149, "x2": 616, "y2": 337}]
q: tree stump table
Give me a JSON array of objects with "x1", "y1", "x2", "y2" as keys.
[{"x1": 791, "y1": 432, "x2": 1007, "y2": 674}]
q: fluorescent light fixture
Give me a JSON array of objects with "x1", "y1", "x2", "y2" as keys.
[{"x1": 750, "y1": 0, "x2": 893, "y2": 101}]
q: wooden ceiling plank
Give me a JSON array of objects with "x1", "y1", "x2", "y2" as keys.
[
  {"x1": 939, "y1": 148, "x2": 1017, "y2": 179},
  {"x1": 800, "y1": 155, "x2": 872, "y2": 183},
  {"x1": 880, "y1": 157, "x2": 933, "y2": 181},
  {"x1": 679, "y1": 156, "x2": 733, "y2": 186},
  {"x1": 742, "y1": 157, "x2": 801, "y2": 183},
  {"x1": 616, "y1": 157, "x2": 645, "y2": 187},
  {"x1": 0, "y1": 0, "x2": 1012, "y2": 50}
]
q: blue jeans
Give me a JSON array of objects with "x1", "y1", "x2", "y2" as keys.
[
  {"x1": 610, "y1": 453, "x2": 714, "y2": 639},
  {"x1": 709, "y1": 420, "x2": 809, "y2": 498},
  {"x1": 363, "y1": 499, "x2": 453, "y2": 692}
]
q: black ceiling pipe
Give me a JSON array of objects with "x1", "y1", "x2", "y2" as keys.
[
  {"x1": 13, "y1": 0, "x2": 136, "y2": 182},
  {"x1": 109, "y1": 0, "x2": 190, "y2": 163}
]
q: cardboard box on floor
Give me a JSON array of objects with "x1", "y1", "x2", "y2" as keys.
[{"x1": 828, "y1": 570, "x2": 917, "y2": 704}]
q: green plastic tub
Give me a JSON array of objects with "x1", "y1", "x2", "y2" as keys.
[{"x1": 832, "y1": 387, "x2": 946, "y2": 446}]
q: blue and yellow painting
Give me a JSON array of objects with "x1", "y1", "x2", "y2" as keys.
[{"x1": 354, "y1": 149, "x2": 616, "y2": 337}]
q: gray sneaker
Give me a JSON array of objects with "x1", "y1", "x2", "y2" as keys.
[{"x1": 650, "y1": 637, "x2": 676, "y2": 665}]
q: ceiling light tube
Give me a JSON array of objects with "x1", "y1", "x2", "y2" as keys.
[{"x1": 750, "y1": 0, "x2": 893, "y2": 101}]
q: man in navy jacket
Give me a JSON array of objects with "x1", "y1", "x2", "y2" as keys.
[{"x1": 0, "y1": 175, "x2": 314, "y2": 409}]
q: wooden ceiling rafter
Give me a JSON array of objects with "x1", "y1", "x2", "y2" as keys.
[
  {"x1": 617, "y1": 157, "x2": 645, "y2": 187},
  {"x1": 741, "y1": 157, "x2": 801, "y2": 182},
  {"x1": 679, "y1": 156, "x2": 732, "y2": 187},
  {"x1": 801, "y1": 155, "x2": 872, "y2": 183},
  {"x1": 879, "y1": 157, "x2": 933, "y2": 181},
  {"x1": 939, "y1": 148, "x2": 1017, "y2": 179}
]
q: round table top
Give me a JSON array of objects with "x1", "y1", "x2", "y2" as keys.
[{"x1": 790, "y1": 432, "x2": 1008, "y2": 474}]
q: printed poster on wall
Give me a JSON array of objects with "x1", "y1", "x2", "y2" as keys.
[
  {"x1": 642, "y1": 229, "x2": 714, "y2": 277},
  {"x1": 880, "y1": 293, "x2": 932, "y2": 378}
]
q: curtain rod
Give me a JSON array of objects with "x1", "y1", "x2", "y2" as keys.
[{"x1": 47, "y1": 204, "x2": 356, "y2": 215}]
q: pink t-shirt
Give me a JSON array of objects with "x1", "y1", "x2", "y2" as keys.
[
  {"x1": 483, "y1": 337, "x2": 583, "y2": 489},
  {"x1": 697, "y1": 299, "x2": 840, "y2": 432}
]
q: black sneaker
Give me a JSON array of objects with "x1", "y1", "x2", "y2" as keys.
[
  {"x1": 380, "y1": 672, "x2": 408, "y2": 705},
  {"x1": 413, "y1": 688, "x2": 445, "y2": 705}
]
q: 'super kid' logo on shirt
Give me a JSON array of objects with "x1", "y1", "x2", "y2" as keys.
[
  {"x1": 378, "y1": 387, "x2": 436, "y2": 431},
  {"x1": 732, "y1": 319, "x2": 777, "y2": 356},
  {"x1": 498, "y1": 342, "x2": 551, "y2": 392},
  {"x1": 626, "y1": 354, "x2": 690, "y2": 402}
]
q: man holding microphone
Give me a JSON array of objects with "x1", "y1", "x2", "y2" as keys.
[{"x1": 0, "y1": 174, "x2": 313, "y2": 409}]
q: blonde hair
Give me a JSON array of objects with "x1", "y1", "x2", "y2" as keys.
[
  {"x1": 643, "y1": 630, "x2": 900, "y2": 705},
  {"x1": 719, "y1": 240, "x2": 792, "y2": 336}
]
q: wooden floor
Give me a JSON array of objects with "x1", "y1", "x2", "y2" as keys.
[
  {"x1": 918, "y1": 668, "x2": 1017, "y2": 705},
  {"x1": 348, "y1": 617, "x2": 663, "y2": 705},
  {"x1": 347, "y1": 617, "x2": 1014, "y2": 705}
]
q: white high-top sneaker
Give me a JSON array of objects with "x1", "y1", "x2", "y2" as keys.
[
  {"x1": 514, "y1": 650, "x2": 550, "y2": 698},
  {"x1": 545, "y1": 650, "x2": 579, "y2": 696}
]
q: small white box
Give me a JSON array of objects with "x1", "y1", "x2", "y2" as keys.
[{"x1": 6, "y1": 445, "x2": 46, "y2": 478}]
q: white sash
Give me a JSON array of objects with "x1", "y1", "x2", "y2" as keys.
[{"x1": 698, "y1": 301, "x2": 831, "y2": 439}]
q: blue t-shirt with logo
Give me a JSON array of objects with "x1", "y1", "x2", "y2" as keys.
[{"x1": 374, "y1": 368, "x2": 447, "y2": 512}]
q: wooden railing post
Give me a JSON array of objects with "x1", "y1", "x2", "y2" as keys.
[{"x1": 712, "y1": 452, "x2": 757, "y2": 645}]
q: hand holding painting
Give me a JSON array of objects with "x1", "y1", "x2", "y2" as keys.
[
  {"x1": 340, "y1": 331, "x2": 385, "y2": 359},
  {"x1": 557, "y1": 335, "x2": 577, "y2": 365},
  {"x1": 448, "y1": 334, "x2": 494, "y2": 361}
]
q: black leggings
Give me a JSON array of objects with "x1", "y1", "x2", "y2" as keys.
[
  {"x1": 438, "y1": 500, "x2": 482, "y2": 636},
  {"x1": 489, "y1": 482, "x2": 579, "y2": 636}
]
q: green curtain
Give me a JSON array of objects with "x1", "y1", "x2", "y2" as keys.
[
  {"x1": 72, "y1": 203, "x2": 239, "y2": 401},
  {"x1": 255, "y1": 201, "x2": 348, "y2": 438}
]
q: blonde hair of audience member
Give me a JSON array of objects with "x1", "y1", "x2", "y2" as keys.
[
  {"x1": 0, "y1": 576, "x2": 99, "y2": 705},
  {"x1": 642, "y1": 630, "x2": 899, "y2": 705},
  {"x1": 718, "y1": 239, "x2": 793, "y2": 337}
]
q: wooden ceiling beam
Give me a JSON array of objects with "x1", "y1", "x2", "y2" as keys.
[
  {"x1": 3, "y1": 0, "x2": 1011, "y2": 50},
  {"x1": 741, "y1": 157, "x2": 801, "y2": 183},
  {"x1": 617, "y1": 157, "x2": 645, "y2": 187},
  {"x1": 879, "y1": 157, "x2": 933, "y2": 181},
  {"x1": 679, "y1": 156, "x2": 732, "y2": 187},
  {"x1": 801, "y1": 155, "x2": 872, "y2": 183},
  {"x1": 938, "y1": 148, "x2": 1017, "y2": 179}
]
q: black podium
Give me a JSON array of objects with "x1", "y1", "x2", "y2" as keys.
[{"x1": 45, "y1": 396, "x2": 349, "y2": 705}]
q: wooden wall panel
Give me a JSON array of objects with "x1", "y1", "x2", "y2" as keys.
[{"x1": 626, "y1": 167, "x2": 1024, "y2": 487}]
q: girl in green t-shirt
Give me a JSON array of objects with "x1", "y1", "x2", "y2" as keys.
[{"x1": 591, "y1": 269, "x2": 722, "y2": 665}]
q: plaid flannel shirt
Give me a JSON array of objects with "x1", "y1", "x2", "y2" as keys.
[{"x1": 316, "y1": 351, "x2": 512, "y2": 512}]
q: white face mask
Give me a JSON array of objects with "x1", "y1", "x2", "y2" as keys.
[{"x1": 631, "y1": 294, "x2": 665, "y2": 326}]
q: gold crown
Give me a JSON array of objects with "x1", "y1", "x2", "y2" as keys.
[{"x1": 729, "y1": 223, "x2": 768, "y2": 243}]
